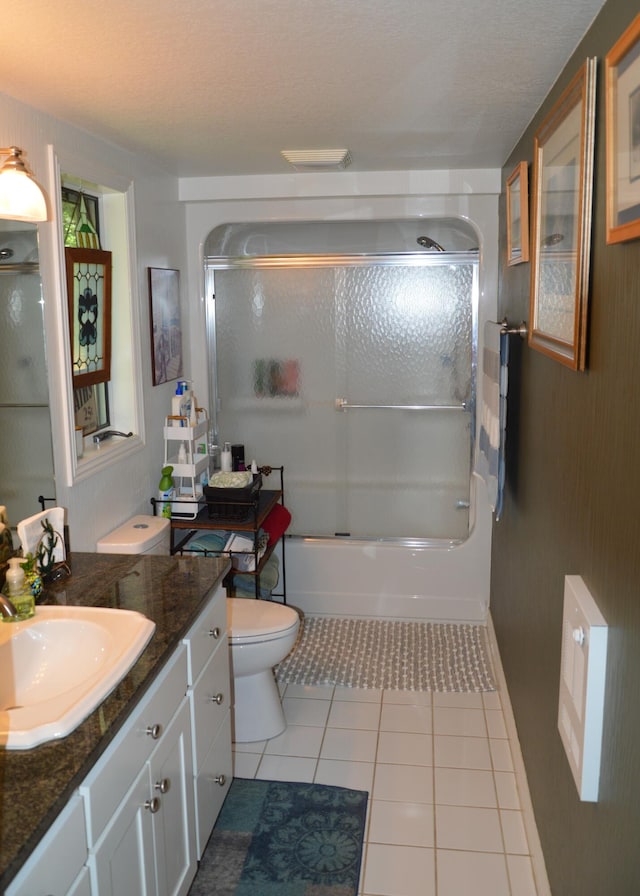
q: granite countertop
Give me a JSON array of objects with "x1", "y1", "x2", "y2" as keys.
[{"x1": 0, "y1": 551, "x2": 230, "y2": 891}]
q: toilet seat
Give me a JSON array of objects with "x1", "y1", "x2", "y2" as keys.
[{"x1": 227, "y1": 598, "x2": 298, "y2": 645}]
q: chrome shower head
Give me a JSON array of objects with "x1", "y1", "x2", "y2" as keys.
[{"x1": 416, "y1": 236, "x2": 445, "y2": 252}]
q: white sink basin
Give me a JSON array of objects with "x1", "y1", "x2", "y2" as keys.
[{"x1": 0, "y1": 605, "x2": 156, "y2": 749}]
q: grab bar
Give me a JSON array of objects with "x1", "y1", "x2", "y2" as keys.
[{"x1": 335, "y1": 398, "x2": 467, "y2": 412}]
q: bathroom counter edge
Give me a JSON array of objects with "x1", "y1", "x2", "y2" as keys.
[{"x1": 0, "y1": 551, "x2": 230, "y2": 890}]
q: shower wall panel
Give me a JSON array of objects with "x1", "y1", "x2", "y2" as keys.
[{"x1": 212, "y1": 258, "x2": 476, "y2": 540}]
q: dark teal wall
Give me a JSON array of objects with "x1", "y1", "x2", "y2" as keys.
[{"x1": 494, "y1": 2, "x2": 640, "y2": 893}]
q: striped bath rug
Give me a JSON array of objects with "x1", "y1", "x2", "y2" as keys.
[{"x1": 276, "y1": 615, "x2": 496, "y2": 692}]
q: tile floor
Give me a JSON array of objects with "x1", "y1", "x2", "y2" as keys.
[{"x1": 232, "y1": 681, "x2": 544, "y2": 895}]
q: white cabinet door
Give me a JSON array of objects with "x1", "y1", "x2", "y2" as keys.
[
  {"x1": 150, "y1": 699, "x2": 196, "y2": 896},
  {"x1": 90, "y1": 763, "x2": 155, "y2": 896}
]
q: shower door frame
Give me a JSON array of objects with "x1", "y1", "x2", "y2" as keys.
[{"x1": 204, "y1": 250, "x2": 479, "y2": 545}]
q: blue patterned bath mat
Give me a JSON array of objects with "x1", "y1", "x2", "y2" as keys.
[
  {"x1": 188, "y1": 778, "x2": 368, "y2": 895},
  {"x1": 276, "y1": 615, "x2": 496, "y2": 692}
]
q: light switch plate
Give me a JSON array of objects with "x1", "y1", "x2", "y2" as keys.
[{"x1": 558, "y1": 575, "x2": 608, "y2": 801}]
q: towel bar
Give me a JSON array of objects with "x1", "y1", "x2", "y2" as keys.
[
  {"x1": 335, "y1": 398, "x2": 467, "y2": 412},
  {"x1": 499, "y1": 317, "x2": 528, "y2": 338}
]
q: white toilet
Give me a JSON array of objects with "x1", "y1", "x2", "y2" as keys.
[
  {"x1": 227, "y1": 597, "x2": 300, "y2": 743},
  {"x1": 96, "y1": 515, "x2": 170, "y2": 555}
]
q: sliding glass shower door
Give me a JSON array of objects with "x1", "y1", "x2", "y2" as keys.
[{"x1": 209, "y1": 255, "x2": 477, "y2": 541}]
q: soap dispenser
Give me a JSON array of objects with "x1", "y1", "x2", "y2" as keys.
[{"x1": 3, "y1": 556, "x2": 35, "y2": 621}]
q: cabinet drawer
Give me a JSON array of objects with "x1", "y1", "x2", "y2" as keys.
[
  {"x1": 184, "y1": 583, "x2": 227, "y2": 684},
  {"x1": 81, "y1": 644, "x2": 188, "y2": 845},
  {"x1": 194, "y1": 712, "x2": 232, "y2": 858},
  {"x1": 6, "y1": 793, "x2": 86, "y2": 896},
  {"x1": 189, "y1": 642, "x2": 231, "y2": 770}
]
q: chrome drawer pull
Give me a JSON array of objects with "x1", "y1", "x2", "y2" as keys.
[
  {"x1": 209, "y1": 626, "x2": 221, "y2": 639},
  {"x1": 144, "y1": 797, "x2": 160, "y2": 813},
  {"x1": 155, "y1": 778, "x2": 170, "y2": 794},
  {"x1": 146, "y1": 723, "x2": 162, "y2": 740},
  {"x1": 210, "y1": 692, "x2": 224, "y2": 705},
  {"x1": 214, "y1": 774, "x2": 226, "y2": 787}
]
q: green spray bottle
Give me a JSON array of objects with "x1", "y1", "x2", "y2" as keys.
[{"x1": 158, "y1": 465, "x2": 174, "y2": 519}]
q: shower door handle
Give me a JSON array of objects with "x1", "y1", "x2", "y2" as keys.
[{"x1": 335, "y1": 398, "x2": 467, "y2": 412}]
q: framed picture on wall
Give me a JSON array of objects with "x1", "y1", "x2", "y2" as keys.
[
  {"x1": 606, "y1": 13, "x2": 640, "y2": 244},
  {"x1": 529, "y1": 58, "x2": 597, "y2": 371},
  {"x1": 148, "y1": 267, "x2": 183, "y2": 386},
  {"x1": 506, "y1": 161, "x2": 529, "y2": 265}
]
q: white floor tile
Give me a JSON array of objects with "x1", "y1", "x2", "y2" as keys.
[
  {"x1": 282, "y1": 682, "x2": 335, "y2": 699},
  {"x1": 321, "y1": 726, "x2": 378, "y2": 762},
  {"x1": 494, "y1": 770, "x2": 521, "y2": 809},
  {"x1": 263, "y1": 723, "x2": 324, "y2": 757},
  {"x1": 434, "y1": 767, "x2": 497, "y2": 807},
  {"x1": 233, "y1": 738, "x2": 267, "y2": 753},
  {"x1": 383, "y1": 688, "x2": 431, "y2": 706},
  {"x1": 363, "y1": 843, "x2": 435, "y2": 896},
  {"x1": 256, "y1": 754, "x2": 316, "y2": 782},
  {"x1": 328, "y1": 700, "x2": 381, "y2": 730},
  {"x1": 377, "y1": 730, "x2": 433, "y2": 765},
  {"x1": 489, "y1": 737, "x2": 514, "y2": 771},
  {"x1": 436, "y1": 804, "x2": 504, "y2": 852},
  {"x1": 437, "y1": 848, "x2": 510, "y2": 896},
  {"x1": 433, "y1": 705, "x2": 487, "y2": 737},
  {"x1": 433, "y1": 691, "x2": 484, "y2": 709},
  {"x1": 281, "y1": 695, "x2": 331, "y2": 727},
  {"x1": 507, "y1": 854, "x2": 539, "y2": 896},
  {"x1": 368, "y1": 799, "x2": 434, "y2": 847},
  {"x1": 482, "y1": 690, "x2": 502, "y2": 709},
  {"x1": 314, "y1": 758, "x2": 374, "y2": 791},
  {"x1": 232, "y1": 750, "x2": 261, "y2": 778},
  {"x1": 434, "y1": 734, "x2": 492, "y2": 769},
  {"x1": 485, "y1": 708, "x2": 508, "y2": 738},
  {"x1": 333, "y1": 685, "x2": 382, "y2": 703},
  {"x1": 373, "y1": 762, "x2": 434, "y2": 804},
  {"x1": 380, "y1": 703, "x2": 431, "y2": 734},
  {"x1": 501, "y1": 809, "x2": 529, "y2": 854}
]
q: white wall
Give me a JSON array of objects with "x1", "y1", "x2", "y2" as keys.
[{"x1": 0, "y1": 92, "x2": 188, "y2": 549}]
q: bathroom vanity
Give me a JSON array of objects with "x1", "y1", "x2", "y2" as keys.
[{"x1": 0, "y1": 552, "x2": 232, "y2": 895}]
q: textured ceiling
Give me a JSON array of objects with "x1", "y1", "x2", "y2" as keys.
[{"x1": 2, "y1": 0, "x2": 606, "y2": 177}]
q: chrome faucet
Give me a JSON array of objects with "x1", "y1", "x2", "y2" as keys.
[{"x1": 0, "y1": 593, "x2": 19, "y2": 618}]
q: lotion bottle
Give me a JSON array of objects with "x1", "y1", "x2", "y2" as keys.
[
  {"x1": 4, "y1": 557, "x2": 35, "y2": 621},
  {"x1": 221, "y1": 442, "x2": 232, "y2": 472}
]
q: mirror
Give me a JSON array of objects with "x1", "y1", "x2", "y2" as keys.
[{"x1": 0, "y1": 221, "x2": 55, "y2": 535}]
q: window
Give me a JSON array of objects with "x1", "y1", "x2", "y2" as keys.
[{"x1": 61, "y1": 185, "x2": 110, "y2": 435}]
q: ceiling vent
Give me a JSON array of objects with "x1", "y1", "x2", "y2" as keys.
[{"x1": 281, "y1": 149, "x2": 352, "y2": 172}]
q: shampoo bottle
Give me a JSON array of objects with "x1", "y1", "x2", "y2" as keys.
[{"x1": 4, "y1": 556, "x2": 35, "y2": 621}]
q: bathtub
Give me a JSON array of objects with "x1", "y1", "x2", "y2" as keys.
[{"x1": 284, "y1": 473, "x2": 492, "y2": 624}]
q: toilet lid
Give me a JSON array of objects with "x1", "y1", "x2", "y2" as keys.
[{"x1": 227, "y1": 598, "x2": 299, "y2": 642}]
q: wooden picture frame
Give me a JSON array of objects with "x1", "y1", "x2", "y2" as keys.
[
  {"x1": 606, "y1": 13, "x2": 640, "y2": 244},
  {"x1": 507, "y1": 162, "x2": 529, "y2": 265},
  {"x1": 529, "y1": 58, "x2": 597, "y2": 371},
  {"x1": 65, "y1": 247, "x2": 112, "y2": 388},
  {"x1": 148, "y1": 267, "x2": 183, "y2": 386}
]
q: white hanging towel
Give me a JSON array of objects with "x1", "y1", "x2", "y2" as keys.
[
  {"x1": 17, "y1": 507, "x2": 66, "y2": 565},
  {"x1": 475, "y1": 321, "x2": 509, "y2": 520}
]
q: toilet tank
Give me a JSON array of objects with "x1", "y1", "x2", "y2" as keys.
[{"x1": 96, "y1": 515, "x2": 170, "y2": 555}]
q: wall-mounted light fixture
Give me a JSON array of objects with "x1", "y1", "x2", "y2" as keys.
[{"x1": 0, "y1": 146, "x2": 49, "y2": 222}]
